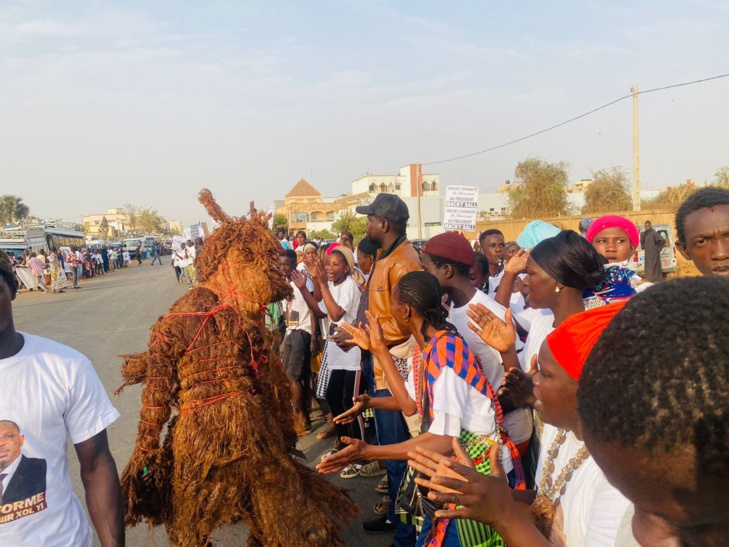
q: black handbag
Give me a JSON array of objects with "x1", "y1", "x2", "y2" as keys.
[{"x1": 396, "y1": 333, "x2": 448, "y2": 519}]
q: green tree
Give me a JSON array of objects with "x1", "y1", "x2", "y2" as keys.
[
  {"x1": 99, "y1": 216, "x2": 110, "y2": 241},
  {"x1": 582, "y1": 167, "x2": 633, "y2": 214},
  {"x1": 642, "y1": 179, "x2": 698, "y2": 212},
  {"x1": 312, "y1": 229, "x2": 335, "y2": 240},
  {"x1": 508, "y1": 158, "x2": 572, "y2": 219},
  {"x1": 272, "y1": 213, "x2": 288, "y2": 233},
  {"x1": 122, "y1": 203, "x2": 140, "y2": 234},
  {"x1": 331, "y1": 211, "x2": 367, "y2": 240},
  {"x1": 137, "y1": 207, "x2": 167, "y2": 234},
  {"x1": 0, "y1": 195, "x2": 30, "y2": 226},
  {"x1": 714, "y1": 166, "x2": 729, "y2": 189}
]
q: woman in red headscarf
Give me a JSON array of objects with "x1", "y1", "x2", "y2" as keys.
[{"x1": 406, "y1": 303, "x2": 632, "y2": 547}]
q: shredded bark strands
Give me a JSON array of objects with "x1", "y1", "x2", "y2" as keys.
[{"x1": 117, "y1": 189, "x2": 357, "y2": 546}]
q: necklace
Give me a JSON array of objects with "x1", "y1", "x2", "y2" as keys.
[{"x1": 531, "y1": 428, "x2": 590, "y2": 538}]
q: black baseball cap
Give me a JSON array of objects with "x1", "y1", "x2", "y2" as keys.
[{"x1": 356, "y1": 193, "x2": 409, "y2": 223}]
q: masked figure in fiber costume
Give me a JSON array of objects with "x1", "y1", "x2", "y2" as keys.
[{"x1": 117, "y1": 189, "x2": 355, "y2": 546}]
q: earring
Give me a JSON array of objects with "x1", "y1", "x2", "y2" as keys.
[{"x1": 555, "y1": 286, "x2": 561, "y2": 293}]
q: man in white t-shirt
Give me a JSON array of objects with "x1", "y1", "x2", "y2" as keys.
[
  {"x1": 0, "y1": 250, "x2": 123, "y2": 546},
  {"x1": 421, "y1": 233, "x2": 533, "y2": 451}
]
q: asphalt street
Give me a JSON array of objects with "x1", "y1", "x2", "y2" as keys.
[{"x1": 12, "y1": 260, "x2": 394, "y2": 546}]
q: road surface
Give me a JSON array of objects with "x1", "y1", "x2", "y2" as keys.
[{"x1": 12, "y1": 261, "x2": 393, "y2": 546}]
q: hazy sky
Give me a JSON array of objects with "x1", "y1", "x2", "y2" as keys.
[{"x1": 2, "y1": 0, "x2": 728, "y2": 227}]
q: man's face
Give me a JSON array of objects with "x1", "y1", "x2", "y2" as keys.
[
  {"x1": 365, "y1": 215, "x2": 386, "y2": 243},
  {"x1": 677, "y1": 205, "x2": 729, "y2": 279},
  {"x1": 481, "y1": 235, "x2": 505, "y2": 266},
  {"x1": 276, "y1": 231, "x2": 284, "y2": 241},
  {"x1": 585, "y1": 436, "x2": 729, "y2": 547},
  {"x1": 645, "y1": 221, "x2": 652, "y2": 230},
  {"x1": 0, "y1": 422, "x2": 23, "y2": 472},
  {"x1": 420, "y1": 253, "x2": 449, "y2": 289}
]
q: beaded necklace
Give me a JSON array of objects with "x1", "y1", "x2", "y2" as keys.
[{"x1": 531, "y1": 428, "x2": 590, "y2": 538}]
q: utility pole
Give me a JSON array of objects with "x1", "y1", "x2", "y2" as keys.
[
  {"x1": 416, "y1": 164, "x2": 423, "y2": 239},
  {"x1": 632, "y1": 83, "x2": 641, "y2": 211}
]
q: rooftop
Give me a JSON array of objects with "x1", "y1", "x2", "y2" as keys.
[{"x1": 286, "y1": 178, "x2": 321, "y2": 198}]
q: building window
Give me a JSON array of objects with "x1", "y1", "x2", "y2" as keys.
[
  {"x1": 296, "y1": 212, "x2": 309, "y2": 223},
  {"x1": 326, "y1": 212, "x2": 335, "y2": 221},
  {"x1": 369, "y1": 183, "x2": 376, "y2": 193},
  {"x1": 311, "y1": 211, "x2": 323, "y2": 222},
  {"x1": 379, "y1": 183, "x2": 387, "y2": 193},
  {"x1": 290, "y1": 213, "x2": 296, "y2": 223},
  {"x1": 388, "y1": 183, "x2": 395, "y2": 193},
  {"x1": 395, "y1": 184, "x2": 401, "y2": 191},
  {"x1": 432, "y1": 181, "x2": 438, "y2": 191},
  {"x1": 422, "y1": 181, "x2": 430, "y2": 192}
]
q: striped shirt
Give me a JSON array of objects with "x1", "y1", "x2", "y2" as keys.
[{"x1": 27, "y1": 257, "x2": 46, "y2": 277}]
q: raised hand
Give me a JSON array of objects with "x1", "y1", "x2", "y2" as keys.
[
  {"x1": 363, "y1": 310, "x2": 387, "y2": 354},
  {"x1": 467, "y1": 304, "x2": 516, "y2": 353},
  {"x1": 309, "y1": 260, "x2": 326, "y2": 285},
  {"x1": 498, "y1": 362, "x2": 536, "y2": 409},
  {"x1": 340, "y1": 322, "x2": 372, "y2": 351},
  {"x1": 505, "y1": 248, "x2": 530, "y2": 276},
  {"x1": 333, "y1": 394, "x2": 370, "y2": 425},
  {"x1": 331, "y1": 327, "x2": 354, "y2": 352},
  {"x1": 316, "y1": 437, "x2": 368, "y2": 474},
  {"x1": 290, "y1": 269, "x2": 308, "y2": 290},
  {"x1": 413, "y1": 438, "x2": 513, "y2": 524}
]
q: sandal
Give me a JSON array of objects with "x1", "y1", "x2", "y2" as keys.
[
  {"x1": 360, "y1": 461, "x2": 387, "y2": 478},
  {"x1": 340, "y1": 463, "x2": 363, "y2": 479},
  {"x1": 320, "y1": 448, "x2": 339, "y2": 461},
  {"x1": 373, "y1": 495, "x2": 391, "y2": 515},
  {"x1": 375, "y1": 475, "x2": 388, "y2": 494}
]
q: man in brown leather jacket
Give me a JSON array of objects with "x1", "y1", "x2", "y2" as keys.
[{"x1": 353, "y1": 194, "x2": 422, "y2": 542}]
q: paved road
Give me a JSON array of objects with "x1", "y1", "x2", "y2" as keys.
[{"x1": 12, "y1": 261, "x2": 393, "y2": 546}]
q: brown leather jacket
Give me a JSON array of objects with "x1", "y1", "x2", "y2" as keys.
[
  {"x1": 369, "y1": 238, "x2": 422, "y2": 346},
  {"x1": 369, "y1": 238, "x2": 422, "y2": 390}
]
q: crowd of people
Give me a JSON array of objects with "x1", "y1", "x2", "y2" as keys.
[
  {"x1": 271, "y1": 187, "x2": 729, "y2": 546},
  {"x1": 0, "y1": 185, "x2": 727, "y2": 546},
  {"x1": 7, "y1": 238, "x2": 205, "y2": 295}
]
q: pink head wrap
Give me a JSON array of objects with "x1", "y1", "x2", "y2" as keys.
[{"x1": 585, "y1": 215, "x2": 640, "y2": 247}]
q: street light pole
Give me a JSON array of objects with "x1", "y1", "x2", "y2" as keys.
[{"x1": 632, "y1": 83, "x2": 641, "y2": 211}]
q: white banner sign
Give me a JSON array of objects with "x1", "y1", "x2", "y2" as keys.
[{"x1": 443, "y1": 185, "x2": 479, "y2": 231}]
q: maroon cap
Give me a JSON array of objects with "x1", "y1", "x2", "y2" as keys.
[{"x1": 423, "y1": 232, "x2": 475, "y2": 267}]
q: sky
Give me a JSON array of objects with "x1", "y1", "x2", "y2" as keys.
[{"x1": 1, "y1": 0, "x2": 728, "y2": 227}]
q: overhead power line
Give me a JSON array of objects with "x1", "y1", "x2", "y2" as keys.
[{"x1": 422, "y1": 72, "x2": 729, "y2": 167}]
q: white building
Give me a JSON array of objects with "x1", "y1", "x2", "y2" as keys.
[{"x1": 351, "y1": 164, "x2": 440, "y2": 199}]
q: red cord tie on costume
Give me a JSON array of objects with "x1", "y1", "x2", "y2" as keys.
[{"x1": 180, "y1": 391, "x2": 249, "y2": 414}]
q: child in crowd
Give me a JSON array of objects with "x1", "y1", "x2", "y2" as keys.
[{"x1": 292, "y1": 246, "x2": 363, "y2": 478}]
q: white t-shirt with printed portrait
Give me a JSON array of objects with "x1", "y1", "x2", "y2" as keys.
[{"x1": 0, "y1": 333, "x2": 120, "y2": 547}]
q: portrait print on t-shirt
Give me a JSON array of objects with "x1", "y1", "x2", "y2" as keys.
[{"x1": 0, "y1": 420, "x2": 48, "y2": 525}]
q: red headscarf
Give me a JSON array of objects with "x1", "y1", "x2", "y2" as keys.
[
  {"x1": 585, "y1": 215, "x2": 640, "y2": 247},
  {"x1": 546, "y1": 301, "x2": 627, "y2": 381}
]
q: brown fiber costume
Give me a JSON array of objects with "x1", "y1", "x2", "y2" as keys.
[{"x1": 117, "y1": 190, "x2": 356, "y2": 546}]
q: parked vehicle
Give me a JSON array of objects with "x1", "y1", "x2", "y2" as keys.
[
  {"x1": 123, "y1": 238, "x2": 145, "y2": 260},
  {"x1": 629, "y1": 223, "x2": 678, "y2": 276}
]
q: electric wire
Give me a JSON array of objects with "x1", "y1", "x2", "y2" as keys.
[{"x1": 422, "y1": 72, "x2": 729, "y2": 166}]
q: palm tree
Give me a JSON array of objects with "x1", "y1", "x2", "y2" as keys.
[{"x1": 0, "y1": 195, "x2": 31, "y2": 226}]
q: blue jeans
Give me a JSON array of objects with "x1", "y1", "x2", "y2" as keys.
[
  {"x1": 374, "y1": 388, "x2": 416, "y2": 547},
  {"x1": 76, "y1": 264, "x2": 83, "y2": 281}
]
